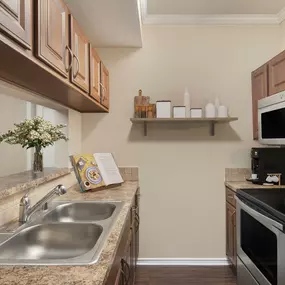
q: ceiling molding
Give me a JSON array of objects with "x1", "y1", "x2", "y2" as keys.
[
  {"x1": 144, "y1": 14, "x2": 279, "y2": 25},
  {"x1": 140, "y1": 0, "x2": 285, "y2": 25}
]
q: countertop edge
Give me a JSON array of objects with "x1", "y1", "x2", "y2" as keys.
[{"x1": 225, "y1": 181, "x2": 285, "y2": 192}]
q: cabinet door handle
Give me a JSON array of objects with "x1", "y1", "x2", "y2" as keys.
[
  {"x1": 73, "y1": 53, "x2": 80, "y2": 78},
  {"x1": 99, "y1": 82, "x2": 106, "y2": 91},
  {"x1": 64, "y1": 46, "x2": 73, "y2": 72},
  {"x1": 99, "y1": 83, "x2": 106, "y2": 102},
  {"x1": 120, "y1": 267, "x2": 127, "y2": 285},
  {"x1": 121, "y1": 259, "x2": 130, "y2": 285},
  {"x1": 135, "y1": 212, "x2": 140, "y2": 233}
]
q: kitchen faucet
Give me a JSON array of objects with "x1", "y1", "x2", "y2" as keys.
[{"x1": 19, "y1": 184, "x2": 67, "y2": 223}]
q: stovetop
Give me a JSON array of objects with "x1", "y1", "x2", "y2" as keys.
[{"x1": 237, "y1": 188, "x2": 285, "y2": 224}]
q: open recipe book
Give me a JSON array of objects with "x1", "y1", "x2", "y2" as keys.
[{"x1": 70, "y1": 153, "x2": 124, "y2": 192}]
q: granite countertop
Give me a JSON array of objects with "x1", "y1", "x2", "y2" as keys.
[
  {"x1": 0, "y1": 168, "x2": 71, "y2": 200},
  {"x1": 0, "y1": 181, "x2": 139, "y2": 285},
  {"x1": 225, "y1": 181, "x2": 285, "y2": 192}
]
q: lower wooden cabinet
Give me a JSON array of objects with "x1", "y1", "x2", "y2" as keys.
[
  {"x1": 226, "y1": 187, "x2": 237, "y2": 272},
  {"x1": 106, "y1": 188, "x2": 140, "y2": 285}
]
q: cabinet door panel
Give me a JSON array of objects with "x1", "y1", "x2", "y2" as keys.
[
  {"x1": 269, "y1": 50, "x2": 285, "y2": 96},
  {"x1": 36, "y1": 0, "x2": 69, "y2": 77},
  {"x1": 226, "y1": 202, "x2": 236, "y2": 268},
  {"x1": 70, "y1": 15, "x2": 89, "y2": 92},
  {"x1": 0, "y1": 0, "x2": 32, "y2": 49},
  {"x1": 90, "y1": 45, "x2": 101, "y2": 102},
  {"x1": 251, "y1": 64, "x2": 268, "y2": 140},
  {"x1": 100, "y1": 62, "x2": 109, "y2": 109}
]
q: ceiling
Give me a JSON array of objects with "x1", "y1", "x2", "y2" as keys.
[
  {"x1": 64, "y1": 0, "x2": 142, "y2": 48},
  {"x1": 147, "y1": 0, "x2": 285, "y2": 15},
  {"x1": 63, "y1": 0, "x2": 285, "y2": 47}
]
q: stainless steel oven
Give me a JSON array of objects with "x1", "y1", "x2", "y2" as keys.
[
  {"x1": 258, "y1": 91, "x2": 285, "y2": 145},
  {"x1": 236, "y1": 196, "x2": 285, "y2": 285}
]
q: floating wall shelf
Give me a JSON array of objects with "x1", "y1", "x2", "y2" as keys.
[{"x1": 130, "y1": 117, "x2": 239, "y2": 136}]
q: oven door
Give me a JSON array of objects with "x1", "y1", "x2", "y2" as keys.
[
  {"x1": 258, "y1": 92, "x2": 285, "y2": 145},
  {"x1": 236, "y1": 197, "x2": 285, "y2": 285}
]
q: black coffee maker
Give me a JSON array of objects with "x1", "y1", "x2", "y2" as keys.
[{"x1": 251, "y1": 147, "x2": 285, "y2": 185}]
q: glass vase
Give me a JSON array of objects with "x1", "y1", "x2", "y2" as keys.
[{"x1": 33, "y1": 147, "x2": 43, "y2": 173}]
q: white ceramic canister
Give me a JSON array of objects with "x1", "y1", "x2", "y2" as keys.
[
  {"x1": 218, "y1": 105, "x2": 228, "y2": 118},
  {"x1": 205, "y1": 102, "x2": 216, "y2": 118}
]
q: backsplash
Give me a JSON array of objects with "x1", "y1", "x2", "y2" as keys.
[
  {"x1": 119, "y1": 167, "x2": 139, "y2": 181},
  {"x1": 225, "y1": 168, "x2": 251, "y2": 182}
]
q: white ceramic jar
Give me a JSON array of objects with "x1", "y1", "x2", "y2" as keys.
[{"x1": 205, "y1": 103, "x2": 216, "y2": 118}]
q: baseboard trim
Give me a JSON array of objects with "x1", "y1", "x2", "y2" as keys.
[{"x1": 137, "y1": 258, "x2": 229, "y2": 266}]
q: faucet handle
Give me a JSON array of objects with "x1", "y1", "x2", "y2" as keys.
[
  {"x1": 20, "y1": 194, "x2": 31, "y2": 209},
  {"x1": 19, "y1": 194, "x2": 31, "y2": 223},
  {"x1": 56, "y1": 185, "x2": 67, "y2": 195}
]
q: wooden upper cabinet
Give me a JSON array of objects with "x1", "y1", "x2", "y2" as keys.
[
  {"x1": 0, "y1": 0, "x2": 32, "y2": 49},
  {"x1": 251, "y1": 64, "x2": 268, "y2": 140},
  {"x1": 101, "y1": 62, "x2": 109, "y2": 109},
  {"x1": 35, "y1": 0, "x2": 70, "y2": 77},
  {"x1": 90, "y1": 45, "x2": 101, "y2": 102},
  {"x1": 268, "y1": 50, "x2": 285, "y2": 96},
  {"x1": 70, "y1": 15, "x2": 89, "y2": 93}
]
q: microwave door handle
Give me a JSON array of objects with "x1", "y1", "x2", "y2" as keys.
[{"x1": 235, "y1": 196, "x2": 283, "y2": 231}]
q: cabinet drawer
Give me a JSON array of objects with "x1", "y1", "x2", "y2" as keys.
[{"x1": 226, "y1": 187, "x2": 236, "y2": 207}]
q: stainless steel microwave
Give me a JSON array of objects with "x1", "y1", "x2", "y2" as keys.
[{"x1": 258, "y1": 91, "x2": 285, "y2": 145}]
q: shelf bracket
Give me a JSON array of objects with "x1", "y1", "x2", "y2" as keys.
[
  {"x1": 144, "y1": 122, "x2": 147, "y2": 136},
  {"x1": 210, "y1": 122, "x2": 215, "y2": 136}
]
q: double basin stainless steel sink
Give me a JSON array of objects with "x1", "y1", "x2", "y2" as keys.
[{"x1": 0, "y1": 201, "x2": 124, "y2": 265}]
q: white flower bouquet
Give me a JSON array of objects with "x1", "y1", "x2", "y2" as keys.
[{"x1": 0, "y1": 116, "x2": 68, "y2": 172}]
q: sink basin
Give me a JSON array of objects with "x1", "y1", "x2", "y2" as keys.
[
  {"x1": 0, "y1": 200, "x2": 124, "y2": 265},
  {"x1": 43, "y1": 202, "x2": 117, "y2": 223},
  {"x1": 0, "y1": 223, "x2": 102, "y2": 261}
]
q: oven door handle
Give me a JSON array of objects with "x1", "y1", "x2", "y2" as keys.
[{"x1": 235, "y1": 196, "x2": 283, "y2": 231}]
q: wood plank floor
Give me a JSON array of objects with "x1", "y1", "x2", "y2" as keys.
[{"x1": 135, "y1": 266, "x2": 237, "y2": 285}]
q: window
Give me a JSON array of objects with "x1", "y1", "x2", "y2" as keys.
[{"x1": 0, "y1": 93, "x2": 69, "y2": 177}]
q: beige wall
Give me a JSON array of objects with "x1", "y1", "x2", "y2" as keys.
[
  {"x1": 68, "y1": 109, "x2": 82, "y2": 159},
  {"x1": 82, "y1": 25, "x2": 281, "y2": 258},
  {"x1": 281, "y1": 21, "x2": 285, "y2": 50}
]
